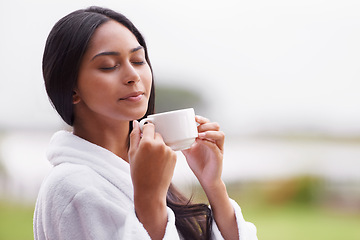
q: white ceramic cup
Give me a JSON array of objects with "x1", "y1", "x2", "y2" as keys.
[{"x1": 139, "y1": 108, "x2": 198, "y2": 151}]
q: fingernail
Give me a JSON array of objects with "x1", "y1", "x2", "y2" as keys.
[
  {"x1": 198, "y1": 132, "x2": 206, "y2": 138},
  {"x1": 133, "y1": 120, "x2": 138, "y2": 128}
]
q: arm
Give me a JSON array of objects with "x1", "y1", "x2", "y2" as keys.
[
  {"x1": 204, "y1": 181, "x2": 239, "y2": 240},
  {"x1": 128, "y1": 120, "x2": 177, "y2": 240},
  {"x1": 182, "y1": 116, "x2": 239, "y2": 239}
]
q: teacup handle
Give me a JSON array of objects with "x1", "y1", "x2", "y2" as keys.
[{"x1": 139, "y1": 117, "x2": 154, "y2": 131}]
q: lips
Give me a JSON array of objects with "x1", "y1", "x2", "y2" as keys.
[{"x1": 119, "y1": 91, "x2": 144, "y2": 101}]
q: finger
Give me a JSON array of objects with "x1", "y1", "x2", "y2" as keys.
[
  {"x1": 153, "y1": 133, "x2": 177, "y2": 155},
  {"x1": 198, "y1": 130, "x2": 224, "y2": 141},
  {"x1": 129, "y1": 120, "x2": 141, "y2": 149},
  {"x1": 195, "y1": 115, "x2": 210, "y2": 125},
  {"x1": 198, "y1": 131, "x2": 225, "y2": 150},
  {"x1": 154, "y1": 132, "x2": 166, "y2": 144},
  {"x1": 141, "y1": 122, "x2": 156, "y2": 140},
  {"x1": 198, "y1": 122, "x2": 220, "y2": 133},
  {"x1": 195, "y1": 138, "x2": 223, "y2": 154}
]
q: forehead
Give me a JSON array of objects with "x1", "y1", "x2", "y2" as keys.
[{"x1": 86, "y1": 20, "x2": 140, "y2": 54}]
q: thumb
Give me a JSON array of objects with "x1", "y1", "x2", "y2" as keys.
[{"x1": 129, "y1": 120, "x2": 141, "y2": 151}]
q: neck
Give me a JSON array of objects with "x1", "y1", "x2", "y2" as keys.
[{"x1": 73, "y1": 118, "x2": 131, "y2": 162}]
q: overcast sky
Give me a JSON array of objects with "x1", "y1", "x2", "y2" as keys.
[{"x1": 1, "y1": 0, "x2": 360, "y2": 135}]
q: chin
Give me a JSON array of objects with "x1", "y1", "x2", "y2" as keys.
[{"x1": 133, "y1": 107, "x2": 149, "y2": 120}]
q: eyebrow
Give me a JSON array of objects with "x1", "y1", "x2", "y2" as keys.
[
  {"x1": 91, "y1": 51, "x2": 119, "y2": 61},
  {"x1": 130, "y1": 46, "x2": 144, "y2": 53},
  {"x1": 91, "y1": 46, "x2": 144, "y2": 61}
]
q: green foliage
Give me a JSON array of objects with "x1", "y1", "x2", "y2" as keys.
[
  {"x1": 0, "y1": 132, "x2": 6, "y2": 176},
  {"x1": 292, "y1": 176, "x2": 323, "y2": 204},
  {"x1": 155, "y1": 85, "x2": 205, "y2": 113},
  {"x1": 261, "y1": 176, "x2": 324, "y2": 205}
]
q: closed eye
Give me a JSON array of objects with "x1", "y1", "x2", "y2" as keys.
[
  {"x1": 132, "y1": 61, "x2": 145, "y2": 65},
  {"x1": 100, "y1": 64, "x2": 119, "y2": 71}
]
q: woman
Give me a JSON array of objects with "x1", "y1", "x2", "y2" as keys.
[{"x1": 33, "y1": 6, "x2": 257, "y2": 240}]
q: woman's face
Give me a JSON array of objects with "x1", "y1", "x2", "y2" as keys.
[{"x1": 74, "y1": 20, "x2": 152, "y2": 124}]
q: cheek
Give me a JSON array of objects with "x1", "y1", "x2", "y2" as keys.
[
  {"x1": 142, "y1": 67, "x2": 153, "y2": 93},
  {"x1": 77, "y1": 74, "x2": 110, "y2": 102}
]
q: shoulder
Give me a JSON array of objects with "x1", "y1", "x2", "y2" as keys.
[
  {"x1": 37, "y1": 164, "x2": 86, "y2": 198},
  {"x1": 36, "y1": 161, "x2": 134, "y2": 219},
  {"x1": 45, "y1": 163, "x2": 98, "y2": 190},
  {"x1": 37, "y1": 162, "x2": 112, "y2": 208}
]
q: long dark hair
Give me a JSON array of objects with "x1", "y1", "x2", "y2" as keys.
[{"x1": 43, "y1": 6, "x2": 212, "y2": 239}]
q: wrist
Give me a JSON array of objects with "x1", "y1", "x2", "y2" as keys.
[
  {"x1": 134, "y1": 195, "x2": 168, "y2": 239},
  {"x1": 134, "y1": 192, "x2": 167, "y2": 215},
  {"x1": 202, "y1": 179, "x2": 227, "y2": 196},
  {"x1": 202, "y1": 180, "x2": 231, "y2": 210}
]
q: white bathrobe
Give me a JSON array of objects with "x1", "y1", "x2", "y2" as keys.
[{"x1": 33, "y1": 131, "x2": 257, "y2": 240}]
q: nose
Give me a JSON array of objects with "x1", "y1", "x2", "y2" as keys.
[{"x1": 122, "y1": 63, "x2": 140, "y2": 85}]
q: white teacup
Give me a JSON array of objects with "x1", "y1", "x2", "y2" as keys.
[{"x1": 139, "y1": 108, "x2": 198, "y2": 151}]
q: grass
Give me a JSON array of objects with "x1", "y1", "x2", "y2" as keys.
[
  {"x1": 1, "y1": 181, "x2": 360, "y2": 240},
  {"x1": 0, "y1": 200, "x2": 34, "y2": 240},
  {"x1": 244, "y1": 203, "x2": 360, "y2": 240}
]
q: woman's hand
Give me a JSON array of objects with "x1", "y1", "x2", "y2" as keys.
[
  {"x1": 183, "y1": 116, "x2": 239, "y2": 240},
  {"x1": 128, "y1": 120, "x2": 177, "y2": 240},
  {"x1": 182, "y1": 115, "x2": 225, "y2": 189}
]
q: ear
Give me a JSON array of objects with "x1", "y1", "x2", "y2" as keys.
[{"x1": 72, "y1": 90, "x2": 81, "y2": 104}]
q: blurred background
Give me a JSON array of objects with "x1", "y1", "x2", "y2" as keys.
[{"x1": 1, "y1": 0, "x2": 360, "y2": 239}]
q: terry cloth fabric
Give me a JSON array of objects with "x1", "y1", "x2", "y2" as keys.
[{"x1": 33, "y1": 130, "x2": 257, "y2": 240}]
